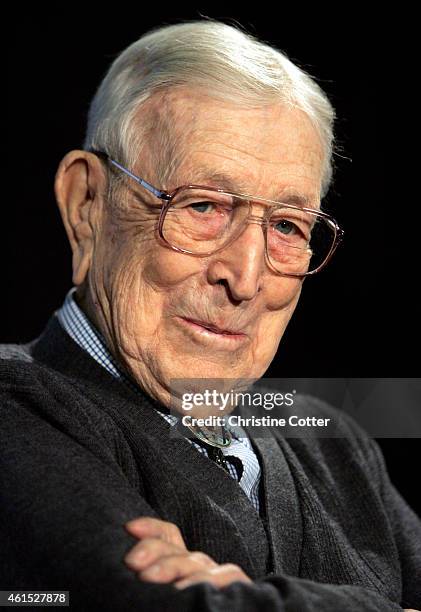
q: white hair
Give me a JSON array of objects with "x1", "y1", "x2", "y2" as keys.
[{"x1": 83, "y1": 20, "x2": 336, "y2": 197}]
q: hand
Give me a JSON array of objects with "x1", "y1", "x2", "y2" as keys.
[{"x1": 124, "y1": 516, "x2": 252, "y2": 590}]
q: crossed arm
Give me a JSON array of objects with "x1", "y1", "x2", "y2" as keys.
[{"x1": 123, "y1": 515, "x2": 419, "y2": 612}]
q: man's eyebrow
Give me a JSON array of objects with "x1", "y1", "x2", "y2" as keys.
[{"x1": 186, "y1": 167, "x2": 316, "y2": 208}]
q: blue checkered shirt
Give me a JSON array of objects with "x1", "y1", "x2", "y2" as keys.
[{"x1": 56, "y1": 288, "x2": 261, "y2": 512}]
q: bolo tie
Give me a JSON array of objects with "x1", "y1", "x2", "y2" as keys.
[{"x1": 180, "y1": 421, "x2": 243, "y2": 480}]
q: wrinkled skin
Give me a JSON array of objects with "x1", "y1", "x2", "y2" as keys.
[{"x1": 55, "y1": 88, "x2": 324, "y2": 416}]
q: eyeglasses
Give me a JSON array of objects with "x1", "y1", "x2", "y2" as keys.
[{"x1": 90, "y1": 149, "x2": 344, "y2": 277}]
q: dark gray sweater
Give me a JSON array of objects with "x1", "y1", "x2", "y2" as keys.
[{"x1": 1, "y1": 314, "x2": 420, "y2": 611}]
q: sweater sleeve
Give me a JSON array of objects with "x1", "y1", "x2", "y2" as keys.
[{"x1": 0, "y1": 378, "x2": 407, "y2": 612}]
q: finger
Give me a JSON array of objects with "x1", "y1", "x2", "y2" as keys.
[
  {"x1": 174, "y1": 564, "x2": 252, "y2": 590},
  {"x1": 139, "y1": 551, "x2": 218, "y2": 584},
  {"x1": 124, "y1": 537, "x2": 184, "y2": 571},
  {"x1": 125, "y1": 517, "x2": 187, "y2": 549}
]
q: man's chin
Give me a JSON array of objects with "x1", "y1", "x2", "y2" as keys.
[{"x1": 166, "y1": 361, "x2": 252, "y2": 382}]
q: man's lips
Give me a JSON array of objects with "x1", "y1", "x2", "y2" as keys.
[{"x1": 178, "y1": 317, "x2": 247, "y2": 337}]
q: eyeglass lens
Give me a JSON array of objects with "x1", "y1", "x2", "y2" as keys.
[{"x1": 162, "y1": 188, "x2": 336, "y2": 275}]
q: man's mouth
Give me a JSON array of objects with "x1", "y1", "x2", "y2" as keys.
[
  {"x1": 177, "y1": 317, "x2": 248, "y2": 342},
  {"x1": 183, "y1": 318, "x2": 244, "y2": 335}
]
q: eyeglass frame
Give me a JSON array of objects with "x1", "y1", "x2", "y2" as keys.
[{"x1": 89, "y1": 148, "x2": 344, "y2": 278}]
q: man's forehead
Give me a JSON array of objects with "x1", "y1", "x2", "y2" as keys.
[{"x1": 144, "y1": 88, "x2": 323, "y2": 203}]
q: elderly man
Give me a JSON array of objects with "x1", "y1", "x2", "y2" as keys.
[{"x1": 1, "y1": 20, "x2": 420, "y2": 612}]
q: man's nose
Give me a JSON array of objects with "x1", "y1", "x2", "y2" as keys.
[{"x1": 207, "y1": 221, "x2": 266, "y2": 302}]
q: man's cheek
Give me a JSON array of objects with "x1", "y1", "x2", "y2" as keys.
[
  {"x1": 113, "y1": 291, "x2": 165, "y2": 359},
  {"x1": 265, "y1": 279, "x2": 302, "y2": 311},
  {"x1": 141, "y1": 248, "x2": 202, "y2": 287}
]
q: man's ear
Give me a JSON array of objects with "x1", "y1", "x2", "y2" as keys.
[{"x1": 54, "y1": 150, "x2": 106, "y2": 286}]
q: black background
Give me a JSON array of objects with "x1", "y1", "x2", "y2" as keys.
[{"x1": 4, "y1": 10, "x2": 420, "y2": 513}]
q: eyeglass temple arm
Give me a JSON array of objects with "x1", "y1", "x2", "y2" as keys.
[{"x1": 88, "y1": 149, "x2": 171, "y2": 201}]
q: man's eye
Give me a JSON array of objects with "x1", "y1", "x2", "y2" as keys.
[
  {"x1": 189, "y1": 202, "x2": 215, "y2": 213},
  {"x1": 274, "y1": 219, "x2": 297, "y2": 235}
]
